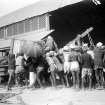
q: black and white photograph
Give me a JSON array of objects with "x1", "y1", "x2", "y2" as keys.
[{"x1": 0, "y1": 0, "x2": 105, "y2": 105}]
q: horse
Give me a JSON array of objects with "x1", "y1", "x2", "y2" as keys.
[
  {"x1": 12, "y1": 39, "x2": 50, "y2": 88},
  {"x1": 12, "y1": 37, "x2": 61, "y2": 88}
]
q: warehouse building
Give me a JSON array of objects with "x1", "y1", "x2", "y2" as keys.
[{"x1": 0, "y1": 0, "x2": 104, "y2": 50}]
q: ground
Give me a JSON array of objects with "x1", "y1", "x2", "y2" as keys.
[{"x1": 0, "y1": 86, "x2": 105, "y2": 105}]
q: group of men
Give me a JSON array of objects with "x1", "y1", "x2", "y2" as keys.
[
  {"x1": 6, "y1": 36, "x2": 59, "y2": 90},
  {"x1": 57, "y1": 41, "x2": 105, "y2": 90},
  {"x1": 43, "y1": 40, "x2": 105, "y2": 90},
  {"x1": 27, "y1": 38, "x2": 105, "y2": 90},
  {"x1": 1, "y1": 35, "x2": 105, "y2": 91}
]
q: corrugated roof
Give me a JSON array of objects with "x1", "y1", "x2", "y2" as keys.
[{"x1": 0, "y1": 0, "x2": 83, "y2": 28}]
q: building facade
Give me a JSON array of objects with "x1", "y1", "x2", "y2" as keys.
[
  {"x1": 0, "y1": 14, "x2": 49, "y2": 39},
  {"x1": 0, "y1": 0, "x2": 85, "y2": 50},
  {"x1": 0, "y1": 0, "x2": 104, "y2": 49}
]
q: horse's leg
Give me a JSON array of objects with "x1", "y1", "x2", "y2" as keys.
[
  {"x1": 50, "y1": 73, "x2": 54, "y2": 86},
  {"x1": 88, "y1": 75, "x2": 92, "y2": 89},
  {"x1": 64, "y1": 73, "x2": 69, "y2": 87},
  {"x1": 7, "y1": 70, "x2": 14, "y2": 90},
  {"x1": 48, "y1": 64, "x2": 56, "y2": 87},
  {"x1": 28, "y1": 72, "x2": 36, "y2": 88},
  {"x1": 71, "y1": 71, "x2": 76, "y2": 88},
  {"x1": 76, "y1": 71, "x2": 80, "y2": 89},
  {"x1": 24, "y1": 67, "x2": 29, "y2": 87},
  {"x1": 36, "y1": 66, "x2": 43, "y2": 88},
  {"x1": 59, "y1": 71, "x2": 65, "y2": 86},
  {"x1": 25, "y1": 72, "x2": 29, "y2": 87},
  {"x1": 50, "y1": 71, "x2": 56, "y2": 87}
]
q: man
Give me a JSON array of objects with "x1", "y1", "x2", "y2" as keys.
[
  {"x1": 62, "y1": 46, "x2": 71, "y2": 87},
  {"x1": 45, "y1": 36, "x2": 58, "y2": 52},
  {"x1": 7, "y1": 53, "x2": 15, "y2": 90},
  {"x1": 81, "y1": 48, "x2": 94, "y2": 90},
  {"x1": 69, "y1": 48, "x2": 80, "y2": 89},
  {"x1": 94, "y1": 42, "x2": 105, "y2": 88},
  {"x1": 87, "y1": 46, "x2": 94, "y2": 60},
  {"x1": 15, "y1": 53, "x2": 25, "y2": 87},
  {"x1": 46, "y1": 51, "x2": 57, "y2": 87}
]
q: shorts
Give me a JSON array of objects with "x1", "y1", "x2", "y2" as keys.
[
  {"x1": 8, "y1": 69, "x2": 15, "y2": 77},
  {"x1": 94, "y1": 65, "x2": 103, "y2": 71},
  {"x1": 70, "y1": 61, "x2": 80, "y2": 71},
  {"x1": 64, "y1": 62, "x2": 71, "y2": 73},
  {"x1": 82, "y1": 68, "x2": 92, "y2": 78},
  {"x1": 15, "y1": 66, "x2": 24, "y2": 74},
  {"x1": 8, "y1": 69, "x2": 14, "y2": 74}
]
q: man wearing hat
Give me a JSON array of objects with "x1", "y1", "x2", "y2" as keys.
[
  {"x1": 45, "y1": 36, "x2": 58, "y2": 53},
  {"x1": 94, "y1": 42, "x2": 105, "y2": 88},
  {"x1": 62, "y1": 46, "x2": 71, "y2": 87}
]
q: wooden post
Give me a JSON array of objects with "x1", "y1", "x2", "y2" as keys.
[{"x1": 9, "y1": 38, "x2": 15, "y2": 54}]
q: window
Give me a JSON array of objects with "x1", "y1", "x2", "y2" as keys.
[
  {"x1": 12, "y1": 23, "x2": 18, "y2": 35},
  {"x1": 0, "y1": 28, "x2": 5, "y2": 38},
  {"x1": 39, "y1": 15, "x2": 46, "y2": 29},
  {"x1": 24, "y1": 19, "x2": 30, "y2": 32},
  {"x1": 18, "y1": 21, "x2": 24, "y2": 34},
  {"x1": 31, "y1": 17, "x2": 39, "y2": 31},
  {"x1": 7, "y1": 25, "x2": 13, "y2": 36},
  {"x1": 1, "y1": 13, "x2": 49, "y2": 38}
]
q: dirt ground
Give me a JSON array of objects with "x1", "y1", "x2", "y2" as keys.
[{"x1": 0, "y1": 86, "x2": 105, "y2": 105}]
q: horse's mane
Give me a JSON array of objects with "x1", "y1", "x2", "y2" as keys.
[{"x1": 34, "y1": 40, "x2": 46, "y2": 49}]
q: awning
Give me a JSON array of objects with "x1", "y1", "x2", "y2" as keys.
[
  {"x1": 0, "y1": 39, "x2": 11, "y2": 50},
  {"x1": 13, "y1": 29, "x2": 54, "y2": 41},
  {"x1": 0, "y1": 30, "x2": 54, "y2": 49}
]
